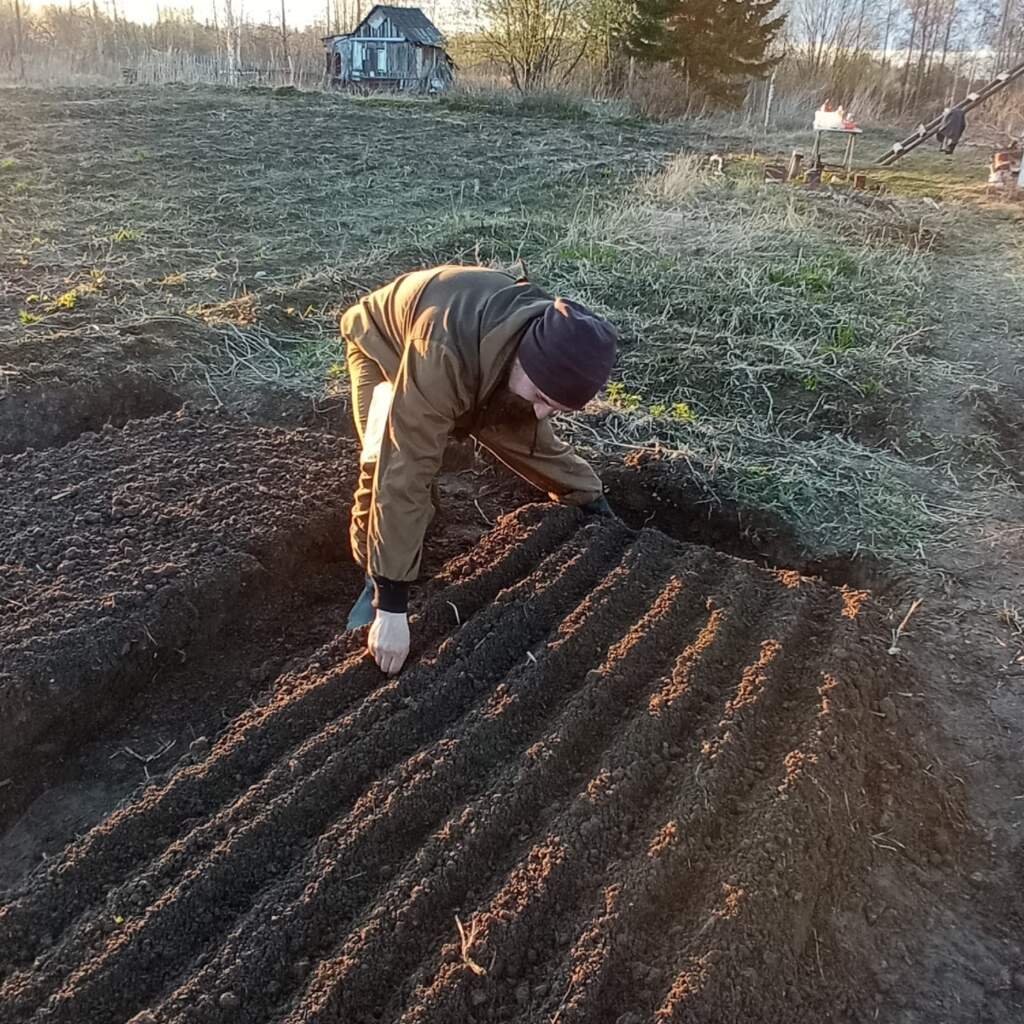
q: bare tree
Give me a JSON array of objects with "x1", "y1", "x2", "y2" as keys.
[
  {"x1": 476, "y1": 0, "x2": 589, "y2": 92},
  {"x1": 222, "y1": 0, "x2": 240, "y2": 79}
]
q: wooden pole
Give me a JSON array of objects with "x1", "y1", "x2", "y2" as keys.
[
  {"x1": 280, "y1": 0, "x2": 292, "y2": 83},
  {"x1": 763, "y1": 68, "x2": 776, "y2": 133},
  {"x1": 13, "y1": 0, "x2": 26, "y2": 82}
]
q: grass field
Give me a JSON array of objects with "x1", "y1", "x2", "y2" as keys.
[
  {"x1": 4, "y1": 85, "x2": 1024, "y2": 1023},
  {"x1": 2, "y1": 85, "x2": 1021, "y2": 566}
]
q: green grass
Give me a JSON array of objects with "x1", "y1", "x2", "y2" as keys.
[
  {"x1": 3, "y1": 87, "x2": 1014, "y2": 568},
  {"x1": 873, "y1": 168, "x2": 982, "y2": 199},
  {"x1": 868, "y1": 145, "x2": 993, "y2": 199},
  {"x1": 338, "y1": 159, "x2": 1003, "y2": 563}
]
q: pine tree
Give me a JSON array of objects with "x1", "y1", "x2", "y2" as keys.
[{"x1": 626, "y1": 0, "x2": 785, "y2": 105}]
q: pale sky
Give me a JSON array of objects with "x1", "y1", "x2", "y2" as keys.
[{"x1": 30, "y1": 0, "x2": 463, "y2": 31}]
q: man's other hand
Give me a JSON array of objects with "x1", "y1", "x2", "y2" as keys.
[
  {"x1": 581, "y1": 494, "x2": 616, "y2": 518},
  {"x1": 369, "y1": 610, "x2": 410, "y2": 675}
]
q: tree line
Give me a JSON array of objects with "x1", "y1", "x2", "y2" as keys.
[
  {"x1": 464, "y1": 0, "x2": 1024, "y2": 118},
  {"x1": 2, "y1": 0, "x2": 1023, "y2": 124}
]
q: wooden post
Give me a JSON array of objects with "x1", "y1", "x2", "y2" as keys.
[
  {"x1": 763, "y1": 69, "x2": 776, "y2": 133},
  {"x1": 810, "y1": 131, "x2": 822, "y2": 166},
  {"x1": 13, "y1": 0, "x2": 26, "y2": 82},
  {"x1": 280, "y1": 0, "x2": 293, "y2": 84}
]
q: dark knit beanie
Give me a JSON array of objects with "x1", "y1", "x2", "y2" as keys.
[{"x1": 517, "y1": 298, "x2": 618, "y2": 410}]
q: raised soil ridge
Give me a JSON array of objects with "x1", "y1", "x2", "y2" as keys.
[{"x1": 0, "y1": 503, "x2": 947, "y2": 1024}]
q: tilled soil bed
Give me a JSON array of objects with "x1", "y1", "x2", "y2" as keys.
[
  {"x1": 0, "y1": 333, "x2": 192, "y2": 457},
  {"x1": 0, "y1": 504, "x2": 953, "y2": 1024},
  {"x1": 0, "y1": 371, "x2": 182, "y2": 457},
  {"x1": 0, "y1": 409, "x2": 358, "y2": 773}
]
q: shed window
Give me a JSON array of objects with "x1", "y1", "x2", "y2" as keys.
[{"x1": 362, "y1": 44, "x2": 388, "y2": 74}]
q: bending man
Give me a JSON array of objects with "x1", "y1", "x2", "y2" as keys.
[{"x1": 340, "y1": 264, "x2": 618, "y2": 675}]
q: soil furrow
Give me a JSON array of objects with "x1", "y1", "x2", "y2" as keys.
[
  {"x1": 3, "y1": 521, "x2": 629, "y2": 1023},
  {"x1": 299, "y1": 557, "x2": 778, "y2": 1024},
  {"x1": 270, "y1": 531, "x2": 689, "y2": 1023},
  {"x1": 0, "y1": 503, "x2": 579, "y2": 966},
  {"x1": 151, "y1": 531, "x2": 692, "y2": 1024},
  {"x1": 651, "y1": 641, "x2": 890, "y2": 1023},
  {"x1": 397, "y1": 559, "x2": 788, "y2": 1024},
  {"x1": 542, "y1": 576, "x2": 842, "y2": 1024},
  {"x1": 0, "y1": 506, "x2": 943, "y2": 1024},
  {"x1": 0, "y1": 373, "x2": 182, "y2": 457}
]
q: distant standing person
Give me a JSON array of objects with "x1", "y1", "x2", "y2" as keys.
[
  {"x1": 339, "y1": 265, "x2": 619, "y2": 676},
  {"x1": 937, "y1": 107, "x2": 966, "y2": 154}
]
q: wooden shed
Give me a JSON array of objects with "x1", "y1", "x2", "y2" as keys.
[{"x1": 324, "y1": 5, "x2": 454, "y2": 93}]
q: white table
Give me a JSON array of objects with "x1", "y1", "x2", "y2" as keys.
[{"x1": 810, "y1": 127, "x2": 863, "y2": 173}]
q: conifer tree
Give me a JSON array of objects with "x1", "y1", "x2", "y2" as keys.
[{"x1": 624, "y1": 0, "x2": 785, "y2": 104}]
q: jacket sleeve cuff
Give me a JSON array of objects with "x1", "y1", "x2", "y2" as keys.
[
  {"x1": 372, "y1": 576, "x2": 409, "y2": 614},
  {"x1": 581, "y1": 494, "x2": 614, "y2": 517}
]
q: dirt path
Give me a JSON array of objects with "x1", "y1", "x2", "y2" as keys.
[
  {"x1": 861, "y1": 207, "x2": 1024, "y2": 1018},
  {"x1": 0, "y1": 503, "x2": 956, "y2": 1023}
]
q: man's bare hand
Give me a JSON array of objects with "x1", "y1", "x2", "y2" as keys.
[{"x1": 368, "y1": 610, "x2": 410, "y2": 675}]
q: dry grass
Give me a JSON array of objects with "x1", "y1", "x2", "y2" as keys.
[
  {"x1": 3, "y1": 85, "x2": 1021, "y2": 567},
  {"x1": 0, "y1": 87, "x2": 690, "y2": 335},
  {"x1": 647, "y1": 153, "x2": 707, "y2": 202},
  {"x1": 544, "y1": 169, "x2": 1017, "y2": 561},
  {"x1": 455, "y1": 159, "x2": 1013, "y2": 563}
]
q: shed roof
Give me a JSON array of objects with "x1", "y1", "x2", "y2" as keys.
[{"x1": 351, "y1": 5, "x2": 444, "y2": 45}]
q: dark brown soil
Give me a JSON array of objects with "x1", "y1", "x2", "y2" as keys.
[
  {"x1": 0, "y1": 504, "x2": 959, "y2": 1024},
  {"x1": 0, "y1": 372, "x2": 182, "y2": 456},
  {"x1": 0, "y1": 411, "x2": 530, "y2": 894},
  {"x1": 600, "y1": 449, "x2": 889, "y2": 592},
  {"x1": 0, "y1": 408, "x2": 359, "y2": 774}
]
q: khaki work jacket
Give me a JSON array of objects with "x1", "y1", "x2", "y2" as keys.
[{"x1": 340, "y1": 265, "x2": 603, "y2": 583}]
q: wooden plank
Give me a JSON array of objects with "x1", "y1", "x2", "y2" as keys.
[{"x1": 876, "y1": 58, "x2": 1024, "y2": 166}]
